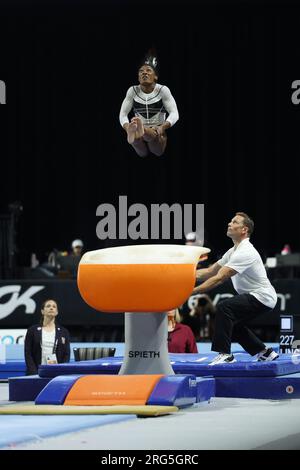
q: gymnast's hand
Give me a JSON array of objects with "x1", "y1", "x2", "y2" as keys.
[{"x1": 155, "y1": 125, "x2": 164, "y2": 136}]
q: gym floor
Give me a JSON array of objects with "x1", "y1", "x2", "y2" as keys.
[{"x1": 1, "y1": 383, "x2": 300, "y2": 450}]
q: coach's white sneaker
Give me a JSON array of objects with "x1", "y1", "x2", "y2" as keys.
[
  {"x1": 257, "y1": 347, "x2": 279, "y2": 361},
  {"x1": 209, "y1": 353, "x2": 236, "y2": 365}
]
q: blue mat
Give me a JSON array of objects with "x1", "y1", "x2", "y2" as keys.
[
  {"x1": 39, "y1": 357, "x2": 123, "y2": 377},
  {"x1": 0, "y1": 414, "x2": 136, "y2": 448},
  {"x1": 10, "y1": 372, "x2": 215, "y2": 405},
  {"x1": 196, "y1": 377, "x2": 216, "y2": 402},
  {"x1": 1, "y1": 344, "x2": 280, "y2": 379},
  {"x1": 215, "y1": 372, "x2": 300, "y2": 399},
  {"x1": 9, "y1": 375, "x2": 51, "y2": 401},
  {"x1": 38, "y1": 353, "x2": 300, "y2": 378},
  {"x1": 35, "y1": 375, "x2": 83, "y2": 405},
  {"x1": 0, "y1": 360, "x2": 26, "y2": 379},
  {"x1": 171, "y1": 353, "x2": 300, "y2": 377}
]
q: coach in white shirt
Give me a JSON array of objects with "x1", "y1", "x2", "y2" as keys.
[{"x1": 193, "y1": 212, "x2": 279, "y2": 365}]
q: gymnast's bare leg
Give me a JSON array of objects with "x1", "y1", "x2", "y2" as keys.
[
  {"x1": 124, "y1": 118, "x2": 148, "y2": 157},
  {"x1": 133, "y1": 117, "x2": 167, "y2": 157},
  {"x1": 146, "y1": 127, "x2": 167, "y2": 156}
]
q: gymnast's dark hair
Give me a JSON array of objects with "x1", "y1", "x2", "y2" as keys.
[{"x1": 139, "y1": 48, "x2": 159, "y2": 77}]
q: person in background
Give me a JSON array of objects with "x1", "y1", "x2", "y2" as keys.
[
  {"x1": 67, "y1": 239, "x2": 84, "y2": 277},
  {"x1": 182, "y1": 294, "x2": 216, "y2": 341},
  {"x1": 185, "y1": 232, "x2": 202, "y2": 247},
  {"x1": 71, "y1": 239, "x2": 84, "y2": 257},
  {"x1": 24, "y1": 299, "x2": 70, "y2": 375},
  {"x1": 49, "y1": 239, "x2": 84, "y2": 278},
  {"x1": 185, "y1": 232, "x2": 212, "y2": 269},
  {"x1": 167, "y1": 308, "x2": 198, "y2": 353}
]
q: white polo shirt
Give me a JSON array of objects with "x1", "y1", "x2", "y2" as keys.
[
  {"x1": 217, "y1": 238, "x2": 277, "y2": 308},
  {"x1": 41, "y1": 329, "x2": 56, "y2": 365}
]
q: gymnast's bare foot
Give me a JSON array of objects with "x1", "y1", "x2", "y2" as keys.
[
  {"x1": 134, "y1": 117, "x2": 145, "y2": 139},
  {"x1": 127, "y1": 121, "x2": 138, "y2": 144}
]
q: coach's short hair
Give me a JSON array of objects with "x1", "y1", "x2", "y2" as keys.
[{"x1": 236, "y1": 212, "x2": 254, "y2": 236}]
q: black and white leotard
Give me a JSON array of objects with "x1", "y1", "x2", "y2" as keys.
[{"x1": 119, "y1": 83, "x2": 179, "y2": 128}]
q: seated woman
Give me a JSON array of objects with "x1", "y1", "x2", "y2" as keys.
[
  {"x1": 167, "y1": 308, "x2": 198, "y2": 353},
  {"x1": 182, "y1": 294, "x2": 216, "y2": 341},
  {"x1": 24, "y1": 299, "x2": 70, "y2": 375}
]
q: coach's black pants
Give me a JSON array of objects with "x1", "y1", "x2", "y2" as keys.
[{"x1": 211, "y1": 293, "x2": 273, "y2": 355}]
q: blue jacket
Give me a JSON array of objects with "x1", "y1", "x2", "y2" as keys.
[{"x1": 24, "y1": 324, "x2": 70, "y2": 375}]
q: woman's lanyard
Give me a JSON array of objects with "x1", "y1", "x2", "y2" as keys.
[{"x1": 53, "y1": 338, "x2": 58, "y2": 354}]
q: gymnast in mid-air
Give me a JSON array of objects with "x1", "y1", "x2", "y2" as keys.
[{"x1": 119, "y1": 50, "x2": 179, "y2": 157}]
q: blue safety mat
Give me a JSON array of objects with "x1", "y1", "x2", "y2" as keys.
[
  {"x1": 171, "y1": 353, "x2": 300, "y2": 377},
  {"x1": 0, "y1": 414, "x2": 136, "y2": 448},
  {"x1": 38, "y1": 352, "x2": 300, "y2": 378},
  {"x1": 9, "y1": 375, "x2": 52, "y2": 401},
  {"x1": 1, "y1": 344, "x2": 279, "y2": 379},
  {"x1": 0, "y1": 360, "x2": 26, "y2": 379},
  {"x1": 0, "y1": 360, "x2": 26, "y2": 371},
  {"x1": 215, "y1": 372, "x2": 300, "y2": 399},
  {"x1": 170, "y1": 353, "x2": 300, "y2": 377},
  {"x1": 39, "y1": 357, "x2": 123, "y2": 377},
  {"x1": 35, "y1": 375, "x2": 82, "y2": 405}
]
